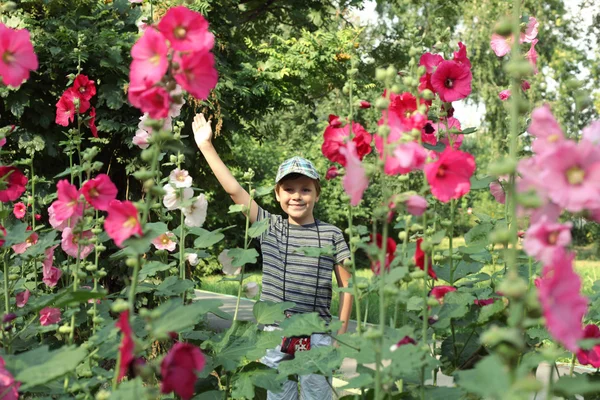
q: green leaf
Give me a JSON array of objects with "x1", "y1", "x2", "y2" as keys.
[
  {"x1": 245, "y1": 330, "x2": 282, "y2": 360},
  {"x1": 477, "y1": 299, "x2": 505, "y2": 324},
  {"x1": 229, "y1": 248, "x2": 259, "y2": 267},
  {"x1": 152, "y1": 298, "x2": 230, "y2": 338},
  {"x1": 232, "y1": 362, "x2": 284, "y2": 399},
  {"x1": 553, "y1": 375, "x2": 600, "y2": 397},
  {"x1": 455, "y1": 354, "x2": 510, "y2": 398},
  {"x1": 464, "y1": 222, "x2": 493, "y2": 245},
  {"x1": 155, "y1": 276, "x2": 194, "y2": 297},
  {"x1": 254, "y1": 186, "x2": 274, "y2": 197},
  {"x1": 278, "y1": 346, "x2": 343, "y2": 376},
  {"x1": 4, "y1": 222, "x2": 30, "y2": 247},
  {"x1": 253, "y1": 300, "x2": 296, "y2": 325},
  {"x1": 228, "y1": 204, "x2": 246, "y2": 214},
  {"x1": 433, "y1": 261, "x2": 483, "y2": 283},
  {"x1": 423, "y1": 142, "x2": 446, "y2": 152},
  {"x1": 248, "y1": 218, "x2": 270, "y2": 238},
  {"x1": 192, "y1": 391, "x2": 222, "y2": 400},
  {"x1": 470, "y1": 175, "x2": 495, "y2": 190},
  {"x1": 429, "y1": 229, "x2": 446, "y2": 244},
  {"x1": 110, "y1": 378, "x2": 146, "y2": 399},
  {"x1": 98, "y1": 83, "x2": 126, "y2": 110},
  {"x1": 461, "y1": 127, "x2": 477, "y2": 135},
  {"x1": 436, "y1": 291, "x2": 475, "y2": 329},
  {"x1": 22, "y1": 231, "x2": 58, "y2": 259},
  {"x1": 13, "y1": 346, "x2": 87, "y2": 390},
  {"x1": 440, "y1": 331, "x2": 482, "y2": 375},
  {"x1": 191, "y1": 228, "x2": 225, "y2": 248},
  {"x1": 422, "y1": 387, "x2": 466, "y2": 400},
  {"x1": 138, "y1": 260, "x2": 175, "y2": 281},
  {"x1": 279, "y1": 312, "x2": 328, "y2": 337}
]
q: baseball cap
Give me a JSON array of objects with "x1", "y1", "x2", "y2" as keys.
[{"x1": 275, "y1": 156, "x2": 320, "y2": 183}]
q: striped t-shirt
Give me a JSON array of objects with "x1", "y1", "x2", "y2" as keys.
[{"x1": 257, "y1": 207, "x2": 350, "y2": 322}]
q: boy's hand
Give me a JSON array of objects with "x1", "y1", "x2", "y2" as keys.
[{"x1": 192, "y1": 113, "x2": 213, "y2": 150}]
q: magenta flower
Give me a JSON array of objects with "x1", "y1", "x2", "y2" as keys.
[
  {"x1": 338, "y1": 142, "x2": 369, "y2": 206},
  {"x1": 0, "y1": 166, "x2": 28, "y2": 202},
  {"x1": 358, "y1": 100, "x2": 371, "y2": 109},
  {"x1": 489, "y1": 176, "x2": 507, "y2": 204},
  {"x1": 421, "y1": 121, "x2": 437, "y2": 146},
  {"x1": 12, "y1": 202, "x2": 25, "y2": 219},
  {"x1": 51, "y1": 180, "x2": 83, "y2": 223},
  {"x1": 490, "y1": 33, "x2": 513, "y2": 57},
  {"x1": 424, "y1": 148, "x2": 476, "y2": 203},
  {"x1": 116, "y1": 310, "x2": 134, "y2": 381},
  {"x1": 55, "y1": 88, "x2": 91, "y2": 127},
  {"x1": 405, "y1": 195, "x2": 427, "y2": 216},
  {"x1": 81, "y1": 174, "x2": 118, "y2": 211},
  {"x1": 521, "y1": 80, "x2": 531, "y2": 91},
  {"x1": 527, "y1": 105, "x2": 565, "y2": 154},
  {"x1": 173, "y1": 51, "x2": 218, "y2": 101},
  {"x1": 391, "y1": 142, "x2": 427, "y2": 174},
  {"x1": 42, "y1": 245, "x2": 62, "y2": 288},
  {"x1": 88, "y1": 107, "x2": 98, "y2": 138},
  {"x1": 537, "y1": 248, "x2": 587, "y2": 352},
  {"x1": 16, "y1": 289, "x2": 29, "y2": 308},
  {"x1": 0, "y1": 356, "x2": 19, "y2": 400},
  {"x1": 419, "y1": 52, "x2": 443, "y2": 73},
  {"x1": 498, "y1": 89, "x2": 511, "y2": 101},
  {"x1": 130, "y1": 28, "x2": 169, "y2": 87},
  {"x1": 437, "y1": 117, "x2": 463, "y2": 150},
  {"x1": 452, "y1": 42, "x2": 471, "y2": 68},
  {"x1": 48, "y1": 202, "x2": 80, "y2": 232},
  {"x1": 61, "y1": 227, "x2": 94, "y2": 259},
  {"x1": 525, "y1": 39, "x2": 539, "y2": 74},
  {"x1": 39, "y1": 307, "x2": 61, "y2": 326},
  {"x1": 577, "y1": 324, "x2": 600, "y2": 368},
  {"x1": 474, "y1": 298, "x2": 496, "y2": 306},
  {"x1": 325, "y1": 166, "x2": 338, "y2": 180},
  {"x1": 157, "y1": 6, "x2": 214, "y2": 52},
  {"x1": 104, "y1": 200, "x2": 143, "y2": 247},
  {"x1": 583, "y1": 121, "x2": 600, "y2": 145},
  {"x1": 73, "y1": 74, "x2": 96, "y2": 101},
  {"x1": 431, "y1": 286, "x2": 457, "y2": 302},
  {"x1": 521, "y1": 17, "x2": 539, "y2": 43},
  {"x1": 523, "y1": 216, "x2": 572, "y2": 265},
  {"x1": 322, "y1": 120, "x2": 372, "y2": 167},
  {"x1": 138, "y1": 86, "x2": 171, "y2": 119},
  {"x1": 430, "y1": 60, "x2": 472, "y2": 103},
  {"x1": 0, "y1": 23, "x2": 38, "y2": 87},
  {"x1": 12, "y1": 231, "x2": 38, "y2": 254},
  {"x1": 152, "y1": 232, "x2": 177, "y2": 252},
  {"x1": 160, "y1": 342, "x2": 206, "y2": 400}
]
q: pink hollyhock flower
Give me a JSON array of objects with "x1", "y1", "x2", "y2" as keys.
[
  {"x1": 12, "y1": 231, "x2": 38, "y2": 254},
  {"x1": 157, "y1": 6, "x2": 214, "y2": 52},
  {"x1": 0, "y1": 166, "x2": 27, "y2": 202},
  {"x1": 16, "y1": 289, "x2": 29, "y2": 308},
  {"x1": 173, "y1": 51, "x2": 218, "y2": 101},
  {"x1": 370, "y1": 233, "x2": 396, "y2": 275},
  {"x1": 138, "y1": 86, "x2": 171, "y2": 119},
  {"x1": 521, "y1": 80, "x2": 531, "y2": 91},
  {"x1": 42, "y1": 245, "x2": 62, "y2": 288},
  {"x1": 405, "y1": 195, "x2": 427, "y2": 216},
  {"x1": 358, "y1": 100, "x2": 371, "y2": 109},
  {"x1": 415, "y1": 238, "x2": 437, "y2": 280},
  {"x1": 0, "y1": 23, "x2": 39, "y2": 87},
  {"x1": 133, "y1": 129, "x2": 150, "y2": 149},
  {"x1": 0, "y1": 225, "x2": 5, "y2": 247},
  {"x1": 452, "y1": 42, "x2": 471, "y2": 68},
  {"x1": 87, "y1": 107, "x2": 98, "y2": 138},
  {"x1": 390, "y1": 336, "x2": 416, "y2": 352},
  {"x1": 583, "y1": 121, "x2": 600, "y2": 145},
  {"x1": 490, "y1": 33, "x2": 513, "y2": 57},
  {"x1": 73, "y1": 74, "x2": 96, "y2": 101},
  {"x1": 39, "y1": 307, "x2": 61, "y2": 326},
  {"x1": 81, "y1": 174, "x2": 118, "y2": 211},
  {"x1": 48, "y1": 202, "x2": 80, "y2": 232},
  {"x1": 520, "y1": 17, "x2": 539, "y2": 43},
  {"x1": 528, "y1": 105, "x2": 565, "y2": 153},
  {"x1": 52, "y1": 180, "x2": 83, "y2": 222},
  {"x1": 430, "y1": 285, "x2": 456, "y2": 301},
  {"x1": 474, "y1": 298, "x2": 496, "y2": 306},
  {"x1": 577, "y1": 324, "x2": 600, "y2": 368},
  {"x1": 525, "y1": 39, "x2": 539, "y2": 74},
  {"x1": 391, "y1": 142, "x2": 427, "y2": 174},
  {"x1": 152, "y1": 232, "x2": 177, "y2": 252},
  {"x1": 55, "y1": 90, "x2": 76, "y2": 126},
  {"x1": 169, "y1": 168, "x2": 193, "y2": 188},
  {"x1": 537, "y1": 248, "x2": 587, "y2": 352},
  {"x1": 419, "y1": 52, "x2": 444, "y2": 73},
  {"x1": 322, "y1": 120, "x2": 371, "y2": 166},
  {"x1": 431, "y1": 60, "x2": 472, "y2": 103},
  {"x1": 425, "y1": 148, "x2": 476, "y2": 203},
  {"x1": 421, "y1": 121, "x2": 437, "y2": 146},
  {"x1": 437, "y1": 117, "x2": 463, "y2": 150},
  {"x1": 523, "y1": 216, "x2": 572, "y2": 265},
  {"x1": 325, "y1": 166, "x2": 338, "y2": 180},
  {"x1": 0, "y1": 356, "x2": 19, "y2": 400},
  {"x1": 328, "y1": 114, "x2": 342, "y2": 127},
  {"x1": 338, "y1": 142, "x2": 369, "y2": 206},
  {"x1": 127, "y1": 77, "x2": 153, "y2": 109},
  {"x1": 130, "y1": 28, "x2": 169, "y2": 87},
  {"x1": 13, "y1": 202, "x2": 25, "y2": 219},
  {"x1": 498, "y1": 89, "x2": 511, "y2": 101},
  {"x1": 61, "y1": 227, "x2": 94, "y2": 259},
  {"x1": 160, "y1": 342, "x2": 206, "y2": 400},
  {"x1": 116, "y1": 310, "x2": 135, "y2": 382},
  {"x1": 105, "y1": 200, "x2": 142, "y2": 248},
  {"x1": 489, "y1": 176, "x2": 507, "y2": 204},
  {"x1": 385, "y1": 91, "x2": 428, "y2": 132}
]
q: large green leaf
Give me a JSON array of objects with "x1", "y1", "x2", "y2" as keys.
[
  {"x1": 152, "y1": 298, "x2": 230, "y2": 338},
  {"x1": 470, "y1": 175, "x2": 495, "y2": 190},
  {"x1": 464, "y1": 223, "x2": 493, "y2": 246},
  {"x1": 4, "y1": 222, "x2": 29, "y2": 247},
  {"x1": 191, "y1": 228, "x2": 226, "y2": 248},
  {"x1": 439, "y1": 331, "x2": 482, "y2": 375},
  {"x1": 12, "y1": 346, "x2": 87, "y2": 390},
  {"x1": 253, "y1": 300, "x2": 295, "y2": 325},
  {"x1": 421, "y1": 387, "x2": 466, "y2": 400},
  {"x1": 137, "y1": 260, "x2": 175, "y2": 281},
  {"x1": 455, "y1": 354, "x2": 510, "y2": 398},
  {"x1": 232, "y1": 362, "x2": 284, "y2": 399},
  {"x1": 279, "y1": 312, "x2": 328, "y2": 337},
  {"x1": 229, "y1": 248, "x2": 259, "y2": 267},
  {"x1": 248, "y1": 218, "x2": 270, "y2": 238},
  {"x1": 278, "y1": 346, "x2": 343, "y2": 376},
  {"x1": 433, "y1": 261, "x2": 484, "y2": 284},
  {"x1": 436, "y1": 291, "x2": 475, "y2": 329},
  {"x1": 110, "y1": 378, "x2": 146, "y2": 399},
  {"x1": 553, "y1": 375, "x2": 600, "y2": 397},
  {"x1": 477, "y1": 299, "x2": 505, "y2": 324},
  {"x1": 155, "y1": 276, "x2": 194, "y2": 297}
]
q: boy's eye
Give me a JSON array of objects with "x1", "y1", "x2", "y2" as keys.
[{"x1": 303, "y1": 188, "x2": 312, "y2": 193}]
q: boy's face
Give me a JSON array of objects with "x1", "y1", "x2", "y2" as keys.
[{"x1": 275, "y1": 176, "x2": 319, "y2": 225}]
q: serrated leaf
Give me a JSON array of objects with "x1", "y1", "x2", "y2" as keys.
[
  {"x1": 278, "y1": 346, "x2": 343, "y2": 376},
  {"x1": 110, "y1": 378, "x2": 146, "y2": 399},
  {"x1": 138, "y1": 261, "x2": 175, "y2": 281},
  {"x1": 4, "y1": 222, "x2": 30, "y2": 247},
  {"x1": 279, "y1": 312, "x2": 328, "y2": 337},
  {"x1": 254, "y1": 186, "x2": 274, "y2": 197},
  {"x1": 154, "y1": 276, "x2": 194, "y2": 297},
  {"x1": 423, "y1": 142, "x2": 446, "y2": 152},
  {"x1": 470, "y1": 175, "x2": 495, "y2": 190},
  {"x1": 191, "y1": 228, "x2": 225, "y2": 248},
  {"x1": 248, "y1": 218, "x2": 269, "y2": 238},
  {"x1": 228, "y1": 204, "x2": 246, "y2": 214},
  {"x1": 461, "y1": 127, "x2": 477, "y2": 135},
  {"x1": 429, "y1": 229, "x2": 446, "y2": 244},
  {"x1": 455, "y1": 355, "x2": 510, "y2": 398},
  {"x1": 13, "y1": 346, "x2": 87, "y2": 390},
  {"x1": 436, "y1": 291, "x2": 475, "y2": 328},
  {"x1": 229, "y1": 248, "x2": 258, "y2": 267},
  {"x1": 152, "y1": 298, "x2": 230, "y2": 338},
  {"x1": 433, "y1": 261, "x2": 483, "y2": 283},
  {"x1": 253, "y1": 300, "x2": 295, "y2": 325},
  {"x1": 477, "y1": 299, "x2": 505, "y2": 323},
  {"x1": 464, "y1": 223, "x2": 493, "y2": 245}
]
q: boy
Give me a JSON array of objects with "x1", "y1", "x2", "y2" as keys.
[{"x1": 192, "y1": 113, "x2": 353, "y2": 400}]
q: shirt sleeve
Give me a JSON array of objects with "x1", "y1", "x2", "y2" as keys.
[{"x1": 333, "y1": 228, "x2": 351, "y2": 265}]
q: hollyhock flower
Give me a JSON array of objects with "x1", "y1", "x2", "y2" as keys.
[
  {"x1": 168, "y1": 85, "x2": 186, "y2": 118},
  {"x1": 390, "y1": 336, "x2": 416, "y2": 352},
  {"x1": 419, "y1": 53, "x2": 444, "y2": 73},
  {"x1": 130, "y1": 27, "x2": 169, "y2": 87},
  {"x1": 583, "y1": 121, "x2": 600, "y2": 145},
  {"x1": 52, "y1": 180, "x2": 83, "y2": 222},
  {"x1": 173, "y1": 51, "x2": 218, "y2": 101},
  {"x1": 104, "y1": 200, "x2": 143, "y2": 247},
  {"x1": 474, "y1": 298, "x2": 496, "y2": 306},
  {"x1": 0, "y1": 225, "x2": 6, "y2": 247},
  {"x1": 437, "y1": 117, "x2": 463, "y2": 150},
  {"x1": 157, "y1": 6, "x2": 214, "y2": 52},
  {"x1": 0, "y1": 138, "x2": 5, "y2": 147},
  {"x1": 116, "y1": 310, "x2": 135, "y2": 382},
  {"x1": 48, "y1": 202, "x2": 80, "y2": 232},
  {"x1": 338, "y1": 142, "x2": 369, "y2": 206},
  {"x1": 152, "y1": 232, "x2": 177, "y2": 252},
  {"x1": 537, "y1": 249, "x2": 587, "y2": 352},
  {"x1": 430, "y1": 286, "x2": 457, "y2": 302},
  {"x1": 39, "y1": 307, "x2": 61, "y2": 326},
  {"x1": 391, "y1": 142, "x2": 427, "y2": 174},
  {"x1": 73, "y1": 74, "x2": 96, "y2": 101},
  {"x1": 328, "y1": 114, "x2": 342, "y2": 127},
  {"x1": 521, "y1": 80, "x2": 531, "y2": 91},
  {"x1": 219, "y1": 249, "x2": 240, "y2": 276},
  {"x1": 244, "y1": 282, "x2": 259, "y2": 298},
  {"x1": 523, "y1": 217, "x2": 572, "y2": 265},
  {"x1": 424, "y1": 148, "x2": 476, "y2": 203},
  {"x1": 160, "y1": 342, "x2": 206, "y2": 400},
  {"x1": 358, "y1": 100, "x2": 371, "y2": 109},
  {"x1": 81, "y1": 174, "x2": 118, "y2": 211},
  {"x1": 521, "y1": 17, "x2": 539, "y2": 43},
  {"x1": 0, "y1": 356, "x2": 19, "y2": 400},
  {"x1": 13, "y1": 202, "x2": 25, "y2": 219},
  {"x1": 183, "y1": 195, "x2": 208, "y2": 228},
  {"x1": 61, "y1": 227, "x2": 94, "y2": 259},
  {"x1": 431, "y1": 60, "x2": 472, "y2": 103},
  {"x1": 577, "y1": 324, "x2": 600, "y2": 368},
  {"x1": 453, "y1": 42, "x2": 471, "y2": 68},
  {"x1": 127, "y1": 77, "x2": 153, "y2": 109},
  {"x1": 419, "y1": 73, "x2": 436, "y2": 98},
  {"x1": 186, "y1": 253, "x2": 200, "y2": 266},
  {"x1": 133, "y1": 129, "x2": 150, "y2": 149},
  {"x1": 0, "y1": 166, "x2": 27, "y2": 202},
  {"x1": 489, "y1": 176, "x2": 508, "y2": 204},
  {"x1": 12, "y1": 231, "x2": 38, "y2": 254},
  {"x1": 16, "y1": 289, "x2": 29, "y2": 308},
  {"x1": 415, "y1": 238, "x2": 437, "y2": 279},
  {"x1": 370, "y1": 233, "x2": 396, "y2": 275},
  {"x1": 169, "y1": 168, "x2": 193, "y2": 188},
  {"x1": 163, "y1": 185, "x2": 193, "y2": 210},
  {"x1": 55, "y1": 90, "x2": 76, "y2": 126},
  {"x1": 0, "y1": 23, "x2": 39, "y2": 87},
  {"x1": 405, "y1": 195, "x2": 427, "y2": 216},
  {"x1": 528, "y1": 105, "x2": 565, "y2": 153},
  {"x1": 325, "y1": 166, "x2": 338, "y2": 180},
  {"x1": 139, "y1": 86, "x2": 171, "y2": 119},
  {"x1": 525, "y1": 39, "x2": 539, "y2": 74},
  {"x1": 384, "y1": 91, "x2": 428, "y2": 133},
  {"x1": 421, "y1": 121, "x2": 437, "y2": 146},
  {"x1": 322, "y1": 120, "x2": 371, "y2": 166},
  {"x1": 139, "y1": 112, "x2": 172, "y2": 134},
  {"x1": 490, "y1": 33, "x2": 513, "y2": 57},
  {"x1": 85, "y1": 107, "x2": 98, "y2": 138},
  {"x1": 498, "y1": 89, "x2": 511, "y2": 101},
  {"x1": 42, "y1": 245, "x2": 62, "y2": 287}
]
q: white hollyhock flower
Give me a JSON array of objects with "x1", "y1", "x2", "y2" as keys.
[
  {"x1": 138, "y1": 113, "x2": 171, "y2": 134},
  {"x1": 219, "y1": 249, "x2": 240, "y2": 276},
  {"x1": 132, "y1": 130, "x2": 150, "y2": 149},
  {"x1": 183, "y1": 194, "x2": 208, "y2": 227},
  {"x1": 185, "y1": 253, "x2": 200, "y2": 266},
  {"x1": 244, "y1": 282, "x2": 259, "y2": 298},
  {"x1": 163, "y1": 184, "x2": 193, "y2": 210},
  {"x1": 169, "y1": 168, "x2": 193, "y2": 188}
]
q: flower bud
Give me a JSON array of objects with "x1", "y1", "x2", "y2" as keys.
[
  {"x1": 142, "y1": 179, "x2": 154, "y2": 191},
  {"x1": 87, "y1": 309, "x2": 96, "y2": 316},
  {"x1": 497, "y1": 273, "x2": 528, "y2": 300},
  {"x1": 375, "y1": 68, "x2": 387, "y2": 81},
  {"x1": 516, "y1": 191, "x2": 543, "y2": 208},
  {"x1": 409, "y1": 223, "x2": 423, "y2": 232},
  {"x1": 386, "y1": 65, "x2": 397, "y2": 80},
  {"x1": 77, "y1": 270, "x2": 87, "y2": 279},
  {"x1": 140, "y1": 148, "x2": 155, "y2": 162},
  {"x1": 384, "y1": 286, "x2": 399, "y2": 296},
  {"x1": 417, "y1": 66, "x2": 426, "y2": 76},
  {"x1": 96, "y1": 270, "x2": 107, "y2": 278},
  {"x1": 58, "y1": 325, "x2": 73, "y2": 334},
  {"x1": 95, "y1": 245, "x2": 106, "y2": 252},
  {"x1": 8, "y1": 274, "x2": 19, "y2": 281},
  {"x1": 427, "y1": 297, "x2": 440, "y2": 307},
  {"x1": 494, "y1": 19, "x2": 513, "y2": 36},
  {"x1": 111, "y1": 299, "x2": 129, "y2": 313},
  {"x1": 421, "y1": 89, "x2": 434, "y2": 100},
  {"x1": 375, "y1": 98, "x2": 390, "y2": 110},
  {"x1": 390, "y1": 84, "x2": 402, "y2": 94},
  {"x1": 433, "y1": 254, "x2": 444, "y2": 262},
  {"x1": 357, "y1": 281, "x2": 368, "y2": 290},
  {"x1": 377, "y1": 125, "x2": 391, "y2": 137},
  {"x1": 410, "y1": 270, "x2": 426, "y2": 279},
  {"x1": 489, "y1": 228, "x2": 511, "y2": 244},
  {"x1": 402, "y1": 77, "x2": 414, "y2": 87},
  {"x1": 402, "y1": 274, "x2": 413, "y2": 283},
  {"x1": 2, "y1": 313, "x2": 16, "y2": 324},
  {"x1": 150, "y1": 185, "x2": 166, "y2": 196},
  {"x1": 504, "y1": 59, "x2": 533, "y2": 79},
  {"x1": 85, "y1": 264, "x2": 97, "y2": 272},
  {"x1": 398, "y1": 231, "x2": 407, "y2": 241},
  {"x1": 364, "y1": 328, "x2": 382, "y2": 340}
]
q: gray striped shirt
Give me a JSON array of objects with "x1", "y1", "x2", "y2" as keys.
[{"x1": 257, "y1": 207, "x2": 350, "y2": 322}]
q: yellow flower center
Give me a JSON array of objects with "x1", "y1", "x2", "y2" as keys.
[
  {"x1": 161, "y1": 235, "x2": 170, "y2": 245},
  {"x1": 123, "y1": 216, "x2": 138, "y2": 229},
  {"x1": 2, "y1": 51, "x2": 14, "y2": 64},
  {"x1": 150, "y1": 54, "x2": 161, "y2": 66},
  {"x1": 174, "y1": 26, "x2": 187, "y2": 39},
  {"x1": 548, "y1": 134, "x2": 560, "y2": 143},
  {"x1": 88, "y1": 187, "x2": 99, "y2": 198},
  {"x1": 547, "y1": 231, "x2": 559, "y2": 245},
  {"x1": 566, "y1": 166, "x2": 585, "y2": 185}
]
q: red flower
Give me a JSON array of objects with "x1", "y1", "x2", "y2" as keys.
[
  {"x1": 358, "y1": 100, "x2": 371, "y2": 109},
  {"x1": 415, "y1": 238, "x2": 437, "y2": 279},
  {"x1": 424, "y1": 148, "x2": 476, "y2": 203},
  {"x1": 474, "y1": 298, "x2": 496, "y2": 306},
  {"x1": 0, "y1": 166, "x2": 27, "y2": 202},
  {"x1": 0, "y1": 225, "x2": 5, "y2": 247},
  {"x1": 0, "y1": 356, "x2": 19, "y2": 400},
  {"x1": 104, "y1": 200, "x2": 142, "y2": 247},
  {"x1": 421, "y1": 121, "x2": 437, "y2": 146},
  {"x1": 370, "y1": 233, "x2": 396, "y2": 275},
  {"x1": 39, "y1": 307, "x2": 61, "y2": 326},
  {"x1": 15, "y1": 289, "x2": 29, "y2": 308},
  {"x1": 88, "y1": 107, "x2": 98, "y2": 138},
  {"x1": 328, "y1": 114, "x2": 341, "y2": 127},
  {"x1": 430, "y1": 285, "x2": 457, "y2": 301},
  {"x1": 81, "y1": 174, "x2": 118, "y2": 211},
  {"x1": 13, "y1": 202, "x2": 25, "y2": 219},
  {"x1": 430, "y1": 60, "x2": 472, "y2": 103},
  {"x1": 138, "y1": 86, "x2": 171, "y2": 119},
  {"x1": 73, "y1": 74, "x2": 96, "y2": 101},
  {"x1": 157, "y1": 6, "x2": 214, "y2": 53},
  {"x1": 577, "y1": 324, "x2": 600, "y2": 368},
  {"x1": 0, "y1": 23, "x2": 39, "y2": 87},
  {"x1": 419, "y1": 52, "x2": 443, "y2": 73},
  {"x1": 390, "y1": 336, "x2": 417, "y2": 352},
  {"x1": 387, "y1": 91, "x2": 428, "y2": 130},
  {"x1": 173, "y1": 51, "x2": 218, "y2": 101},
  {"x1": 322, "y1": 119, "x2": 371, "y2": 166},
  {"x1": 325, "y1": 166, "x2": 338, "y2": 180},
  {"x1": 116, "y1": 310, "x2": 134, "y2": 382},
  {"x1": 160, "y1": 342, "x2": 206, "y2": 400},
  {"x1": 452, "y1": 42, "x2": 471, "y2": 68},
  {"x1": 55, "y1": 88, "x2": 90, "y2": 126},
  {"x1": 51, "y1": 180, "x2": 83, "y2": 223}
]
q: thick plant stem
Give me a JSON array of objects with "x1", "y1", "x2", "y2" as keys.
[
  {"x1": 448, "y1": 200, "x2": 456, "y2": 284},
  {"x1": 347, "y1": 206, "x2": 362, "y2": 333},
  {"x1": 3, "y1": 252, "x2": 9, "y2": 314},
  {"x1": 420, "y1": 212, "x2": 429, "y2": 400},
  {"x1": 179, "y1": 205, "x2": 186, "y2": 287},
  {"x1": 569, "y1": 353, "x2": 576, "y2": 376},
  {"x1": 233, "y1": 185, "x2": 253, "y2": 322}
]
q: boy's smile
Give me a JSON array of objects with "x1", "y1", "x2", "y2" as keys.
[{"x1": 275, "y1": 176, "x2": 319, "y2": 225}]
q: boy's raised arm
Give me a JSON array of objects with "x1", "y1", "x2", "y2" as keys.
[{"x1": 192, "y1": 114, "x2": 259, "y2": 223}]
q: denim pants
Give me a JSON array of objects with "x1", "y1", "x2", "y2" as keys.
[{"x1": 260, "y1": 325, "x2": 333, "y2": 400}]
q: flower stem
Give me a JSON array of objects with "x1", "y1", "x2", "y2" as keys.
[
  {"x1": 347, "y1": 206, "x2": 362, "y2": 334},
  {"x1": 3, "y1": 251, "x2": 9, "y2": 314},
  {"x1": 233, "y1": 184, "x2": 253, "y2": 322},
  {"x1": 448, "y1": 199, "x2": 456, "y2": 284}
]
